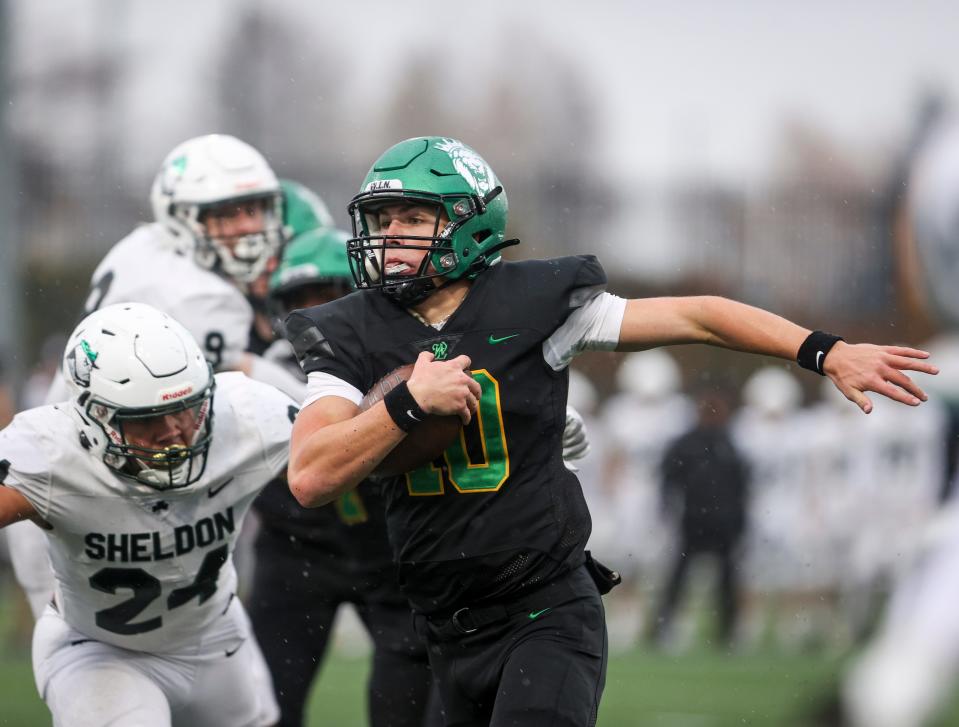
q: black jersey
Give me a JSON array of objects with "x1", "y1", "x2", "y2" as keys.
[
  {"x1": 254, "y1": 477, "x2": 393, "y2": 565},
  {"x1": 286, "y1": 255, "x2": 609, "y2": 615}
]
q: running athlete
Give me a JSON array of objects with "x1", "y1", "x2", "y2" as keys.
[{"x1": 285, "y1": 136, "x2": 937, "y2": 726}]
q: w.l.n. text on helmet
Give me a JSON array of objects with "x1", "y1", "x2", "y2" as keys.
[{"x1": 365, "y1": 179, "x2": 403, "y2": 192}]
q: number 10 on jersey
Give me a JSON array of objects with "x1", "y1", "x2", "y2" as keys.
[{"x1": 405, "y1": 370, "x2": 509, "y2": 495}]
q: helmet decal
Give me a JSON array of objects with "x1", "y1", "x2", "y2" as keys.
[
  {"x1": 66, "y1": 339, "x2": 98, "y2": 389},
  {"x1": 169, "y1": 155, "x2": 188, "y2": 175},
  {"x1": 157, "y1": 155, "x2": 189, "y2": 199},
  {"x1": 159, "y1": 384, "x2": 195, "y2": 402},
  {"x1": 435, "y1": 138, "x2": 496, "y2": 196}
]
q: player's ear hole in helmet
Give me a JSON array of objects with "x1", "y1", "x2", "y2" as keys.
[
  {"x1": 150, "y1": 134, "x2": 284, "y2": 289},
  {"x1": 347, "y1": 136, "x2": 519, "y2": 306},
  {"x1": 63, "y1": 303, "x2": 215, "y2": 491}
]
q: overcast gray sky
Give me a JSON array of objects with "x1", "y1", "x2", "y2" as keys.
[
  {"x1": 302, "y1": 0, "x2": 959, "y2": 184},
  {"x1": 11, "y1": 0, "x2": 959, "y2": 186}
]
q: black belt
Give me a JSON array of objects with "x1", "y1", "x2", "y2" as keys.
[
  {"x1": 424, "y1": 563, "x2": 591, "y2": 639},
  {"x1": 422, "y1": 553, "x2": 621, "y2": 640}
]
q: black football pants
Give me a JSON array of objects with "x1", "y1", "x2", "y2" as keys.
[
  {"x1": 248, "y1": 525, "x2": 440, "y2": 727},
  {"x1": 414, "y1": 565, "x2": 608, "y2": 727}
]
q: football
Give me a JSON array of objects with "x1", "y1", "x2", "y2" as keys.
[{"x1": 360, "y1": 364, "x2": 462, "y2": 477}]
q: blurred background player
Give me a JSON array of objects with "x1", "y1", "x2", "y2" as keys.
[
  {"x1": 246, "y1": 179, "x2": 336, "y2": 353},
  {"x1": 0, "y1": 303, "x2": 296, "y2": 727},
  {"x1": 599, "y1": 350, "x2": 695, "y2": 642},
  {"x1": 93, "y1": 134, "x2": 304, "y2": 397},
  {"x1": 650, "y1": 384, "x2": 750, "y2": 651},
  {"x1": 732, "y1": 366, "x2": 821, "y2": 649}
]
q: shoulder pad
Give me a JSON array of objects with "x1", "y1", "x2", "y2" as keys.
[{"x1": 285, "y1": 311, "x2": 335, "y2": 370}]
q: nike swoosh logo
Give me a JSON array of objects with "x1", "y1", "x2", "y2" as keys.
[
  {"x1": 224, "y1": 642, "x2": 243, "y2": 658},
  {"x1": 528, "y1": 608, "x2": 551, "y2": 620},
  {"x1": 208, "y1": 477, "x2": 235, "y2": 498},
  {"x1": 488, "y1": 333, "x2": 519, "y2": 345},
  {"x1": 815, "y1": 350, "x2": 824, "y2": 370},
  {"x1": 406, "y1": 409, "x2": 421, "y2": 422}
]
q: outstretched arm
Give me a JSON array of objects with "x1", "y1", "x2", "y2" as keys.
[{"x1": 616, "y1": 296, "x2": 938, "y2": 413}]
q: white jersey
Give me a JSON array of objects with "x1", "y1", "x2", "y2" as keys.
[
  {"x1": 0, "y1": 373, "x2": 293, "y2": 655},
  {"x1": 732, "y1": 406, "x2": 821, "y2": 590},
  {"x1": 85, "y1": 223, "x2": 252, "y2": 369},
  {"x1": 598, "y1": 391, "x2": 696, "y2": 576}
]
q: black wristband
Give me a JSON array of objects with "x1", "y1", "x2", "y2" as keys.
[
  {"x1": 797, "y1": 330, "x2": 845, "y2": 375},
  {"x1": 383, "y1": 381, "x2": 428, "y2": 432}
]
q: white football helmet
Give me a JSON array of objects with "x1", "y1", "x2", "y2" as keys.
[
  {"x1": 742, "y1": 366, "x2": 802, "y2": 418},
  {"x1": 150, "y1": 134, "x2": 283, "y2": 286},
  {"x1": 616, "y1": 349, "x2": 682, "y2": 401},
  {"x1": 64, "y1": 303, "x2": 215, "y2": 490}
]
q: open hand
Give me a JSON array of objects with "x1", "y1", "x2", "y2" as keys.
[{"x1": 824, "y1": 342, "x2": 939, "y2": 414}]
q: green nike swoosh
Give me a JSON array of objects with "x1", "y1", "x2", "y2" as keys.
[
  {"x1": 488, "y1": 333, "x2": 520, "y2": 344},
  {"x1": 528, "y1": 608, "x2": 551, "y2": 620}
]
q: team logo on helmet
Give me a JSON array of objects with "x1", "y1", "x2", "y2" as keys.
[
  {"x1": 435, "y1": 138, "x2": 496, "y2": 196},
  {"x1": 169, "y1": 155, "x2": 188, "y2": 175},
  {"x1": 66, "y1": 339, "x2": 98, "y2": 389},
  {"x1": 158, "y1": 155, "x2": 188, "y2": 196}
]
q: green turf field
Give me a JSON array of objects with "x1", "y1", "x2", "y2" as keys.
[
  {"x1": 0, "y1": 645, "x2": 846, "y2": 726},
  {"x1": 6, "y1": 642, "x2": 959, "y2": 726},
  {"x1": 3, "y1": 581, "x2": 959, "y2": 727}
]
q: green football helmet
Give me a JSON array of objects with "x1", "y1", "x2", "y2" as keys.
[
  {"x1": 281, "y1": 179, "x2": 335, "y2": 241},
  {"x1": 347, "y1": 137, "x2": 514, "y2": 305},
  {"x1": 268, "y1": 227, "x2": 354, "y2": 332}
]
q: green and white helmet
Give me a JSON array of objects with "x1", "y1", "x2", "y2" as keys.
[
  {"x1": 281, "y1": 179, "x2": 335, "y2": 241},
  {"x1": 347, "y1": 137, "x2": 513, "y2": 305}
]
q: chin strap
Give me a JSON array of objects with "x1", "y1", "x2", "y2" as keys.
[{"x1": 464, "y1": 238, "x2": 521, "y2": 277}]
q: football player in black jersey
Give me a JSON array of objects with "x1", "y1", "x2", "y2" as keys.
[
  {"x1": 249, "y1": 226, "x2": 440, "y2": 727},
  {"x1": 284, "y1": 136, "x2": 938, "y2": 727}
]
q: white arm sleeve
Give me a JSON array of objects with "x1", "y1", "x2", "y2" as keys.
[
  {"x1": 303, "y1": 372, "x2": 364, "y2": 410},
  {"x1": 245, "y1": 354, "x2": 309, "y2": 402},
  {"x1": 543, "y1": 291, "x2": 628, "y2": 371}
]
